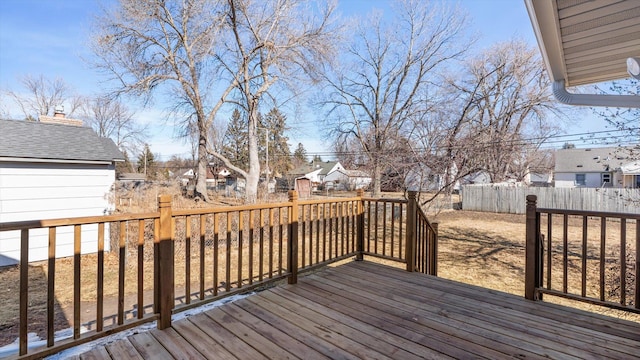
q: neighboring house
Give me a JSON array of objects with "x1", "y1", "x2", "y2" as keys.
[
  {"x1": 288, "y1": 161, "x2": 345, "y2": 188},
  {"x1": 461, "y1": 171, "x2": 491, "y2": 186},
  {"x1": 324, "y1": 169, "x2": 372, "y2": 191},
  {"x1": 554, "y1": 147, "x2": 639, "y2": 188},
  {"x1": 405, "y1": 163, "x2": 460, "y2": 192},
  {"x1": 0, "y1": 116, "x2": 124, "y2": 266},
  {"x1": 524, "y1": 170, "x2": 553, "y2": 187}
]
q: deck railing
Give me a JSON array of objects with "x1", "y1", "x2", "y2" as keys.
[
  {"x1": 0, "y1": 190, "x2": 437, "y2": 359},
  {"x1": 525, "y1": 195, "x2": 640, "y2": 313}
]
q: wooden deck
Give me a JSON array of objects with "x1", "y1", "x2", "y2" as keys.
[{"x1": 72, "y1": 261, "x2": 640, "y2": 359}]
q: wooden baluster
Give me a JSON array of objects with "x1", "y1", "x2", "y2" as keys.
[
  {"x1": 20, "y1": 229, "x2": 29, "y2": 355},
  {"x1": 97, "y1": 222, "x2": 105, "y2": 332},
  {"x1": 137, "y1": 220, "x2": 144, "y2": 319},
  {"x1": 117, "y1": 221, "x2": 125, "y2": 325},
  {"x1": 405, "y1": 192, "x2": 417, "y2": 272},
  {"x1": 288, "y1": 191, "x2": 299, "y2": 284},
  {"x1": 74, "y1": 225, "x2": 81, "y2": 338},
  {"x1": 47, "y1": 227, "x2": 56, "y2": 347}
]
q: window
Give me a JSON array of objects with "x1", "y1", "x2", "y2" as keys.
[
  {"x1": 602, "y1": 173, "x2": 611, "y2": 185},
  {"x1": 575, "y1": 174, "x2": 586, "y2": 186}
]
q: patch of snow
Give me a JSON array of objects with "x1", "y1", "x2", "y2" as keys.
[{"x1": 0, "y1": 293, "x2": 252, "y2": 359}]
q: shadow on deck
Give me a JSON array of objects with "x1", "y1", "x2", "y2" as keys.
[{"x1": 71, "y1": 261, "x2": 640, "y2": 359}]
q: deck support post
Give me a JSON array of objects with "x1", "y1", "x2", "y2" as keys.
[
  {"x1": 406, "y1": 191, "x2": 417, "y2": 272},
  {"x1": 355, "y1": 189, "x2": 365, "y2": 261},
  {"x1": 429, "y1": 222, "x2": 438, "y2": 276},
  {"x1": 288, "y1": 190, "x2": 299, "y2": 284},
  {"x1": 525, "y1": 195, "x2": 541, "y2": 301},
  {"x1": 156, "y1": 195, "x2": 174, "y2": 329}
]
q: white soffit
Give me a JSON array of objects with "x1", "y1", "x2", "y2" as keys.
[{"x1": 526, "y1": 0, "x2": 640, "y2": 87}]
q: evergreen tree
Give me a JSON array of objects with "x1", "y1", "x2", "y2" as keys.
[
  {"x1": 293, "y1": 143, "x2": 308, "y2": 167},
  {"x1": 116, "y1": 150, "x2": 135, "y2": 175},
  {"x1": 137, "y1": 144, "x2": 156, "y2": 179},
  {"x1": 221, "y1": 109, "x2": 249, "y2": 171},
  {"x1": 261, "y1": 108, "x2": 292, "y2": 177}
]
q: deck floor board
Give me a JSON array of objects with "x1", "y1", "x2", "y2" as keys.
[
  {"x1": 329, "y1": 263, "x2": 639, "y2": 359},
  {"x1": 71, "y1": 261, "x2": 640, "y2": 359}
]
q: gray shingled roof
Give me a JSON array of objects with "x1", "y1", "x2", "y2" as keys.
[
  {"x1": 555, "y1": 147, "x2": 636, "y2": 173},
  {"x1": 0, "y1": 119, "x2": 124, "y2": 162}
]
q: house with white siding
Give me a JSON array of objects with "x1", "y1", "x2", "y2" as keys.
[
  {"x1": 0, "y1": 115, "x2": 123, "y2": 266},
  {"x1": 324, "y1": 169, "x2": 371, "y2": 190},
  {"x1": 554, "y1": 146, "x2": 639, "y2": 188}
]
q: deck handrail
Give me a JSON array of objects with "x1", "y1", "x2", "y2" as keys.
[
  {"x1": 0, "y1": 190, "x2": 438, "y2": 359},
  {"x1": 525, "y1": 195, "x2": 640, "y2": 314}
]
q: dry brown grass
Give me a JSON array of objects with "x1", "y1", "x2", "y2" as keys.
[{"x1": 431, "y1": 210, "x2": 639, "y2": 322}]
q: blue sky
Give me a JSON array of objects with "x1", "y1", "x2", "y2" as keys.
[{"x1": 0, "y1": 0, "x2": 606, "y2": 160}]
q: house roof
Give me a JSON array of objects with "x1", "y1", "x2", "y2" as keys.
[
  {"x1": 525, "y1": 0, "x2": 640, "y2": 87},
  {"x1": 554, "y1": 146, "x2": 636, "y2": 173},
  {"x1": 289, "y1": 161, "x2": 341, "y2": 176},
  {"x1": 0, "y1": 119, "x2": 124, "y2": 163}
]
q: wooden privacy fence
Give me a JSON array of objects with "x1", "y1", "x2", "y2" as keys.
[
  {"x1": 463, "y1": 185, "x2": 640, "y2": 214},
  {"x1": 525, "y1": 195, "x2": 640, "y2": 314},
  {"x1": 0, "y1": 190, "x2": 437, "y2": 360}
]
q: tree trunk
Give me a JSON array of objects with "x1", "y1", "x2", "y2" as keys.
[
  {"x1": 372, "y1": 157, "x2": 382, "y2": 197},
  {"x1": 195, "y1": 132, "x2": 210, "y2": 202},
  {"x1": 245, "y1": 106, "x2": 261, "y2": 203}
]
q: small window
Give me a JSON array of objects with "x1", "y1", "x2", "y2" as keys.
[
  {"x1": 575, "y1": 174, "x2": 586, "y2": 186},
  {"x1": 602, "y1": 173, "x2": 611, "y2": 184}
]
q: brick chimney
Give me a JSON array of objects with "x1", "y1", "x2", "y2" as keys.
[
  {"x1": 54, "y1": 105, "x2": 65, "y2": 118},
  {"x1": 39, "y1": 105, "x2": 83, "y2": 126}
]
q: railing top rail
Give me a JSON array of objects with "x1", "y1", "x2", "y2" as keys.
[
  {"x1": 536, "y1": 207, "x2": 640, "y2": 220},
  {"x1": 298, "y1": 197, "x2": 361, "y2": 206},
  {"x1": 362, "y1": 197, "x2": 407, "y2": 204},
  {"x1": 172, "y1": 201, "x2": 292, "y2": 216},
  {"x1": 0, "y1": 212, "x2": 160, "y2": 232}
]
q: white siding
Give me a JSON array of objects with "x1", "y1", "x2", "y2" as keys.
[
  {"x1": 554, "y1": 172, "x2": 608, "y2": 188},
  {"x1": 0, "y1": 162, "x2": 115, "y2": 266}
]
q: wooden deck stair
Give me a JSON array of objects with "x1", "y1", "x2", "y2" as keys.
[{"x1": 71, "y1": 261, "x2": 640, "y2": 359}]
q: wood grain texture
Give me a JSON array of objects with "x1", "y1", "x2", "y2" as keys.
[{"x1": 72, "y1": 261, "x2": 640, "y2": 359}]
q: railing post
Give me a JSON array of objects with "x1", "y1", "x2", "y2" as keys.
[
  {"x1": 525, "y1": 195, "x2": 541, "y2": 301},
  {"x1": 355, "y1": 189, "x2": 365, "y2": 261},
  {"x1": 429, "y1": 222, "x2": 438, "y2": 276},
  {"x1": 156, "y1": 195, "x2": 174, "y2": 329},
  {"x1": 288, "y1": 190, "x2": 299, "y2": 284},
  {"x1": 405, "y1": 191, "x2": 417, "y2": 272}
]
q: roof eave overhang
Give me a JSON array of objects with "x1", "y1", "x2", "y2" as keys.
[
  {"x1": 0, "y1": 157, "x2": 116, "y2": 165},
  {"x1": 525, "y1": 0, "x2": 565, "y2": 84},
  {"x1": 524, "y1": 0, "x2": 640, "y2": 108}
]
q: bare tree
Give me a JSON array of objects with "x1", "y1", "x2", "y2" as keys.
[
  {"x1": 320, "y1": 0, "x2": 468, "y2": 196},
  {"x1": 456, "y1": 40, "x2": 562, "y2": 183},
  {"x1": 92, "y1": 0, "x2": 338, "y2": 203},
  {"x1": 404, "y1": 40, "x2": 562, "y2": 208},
  {"x1": 7, "y1": 74, "x2": 82, "y2": 120},
  {"x1": 594, "y1": 79, "x2": 640, "y2": 141},
  {"x1": 92, "y1": 0, "x2": 226, "y2": 201},
  {"x1": 210, "y1": 0, "x2": 339, "y2": 202},
  {"x1": 82, "y1": 96, "x2": 147, "y2": 155}
]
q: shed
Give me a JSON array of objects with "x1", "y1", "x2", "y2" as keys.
[{"x1": 0, "y1": 118, "x2": 124, "y2": 266}]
